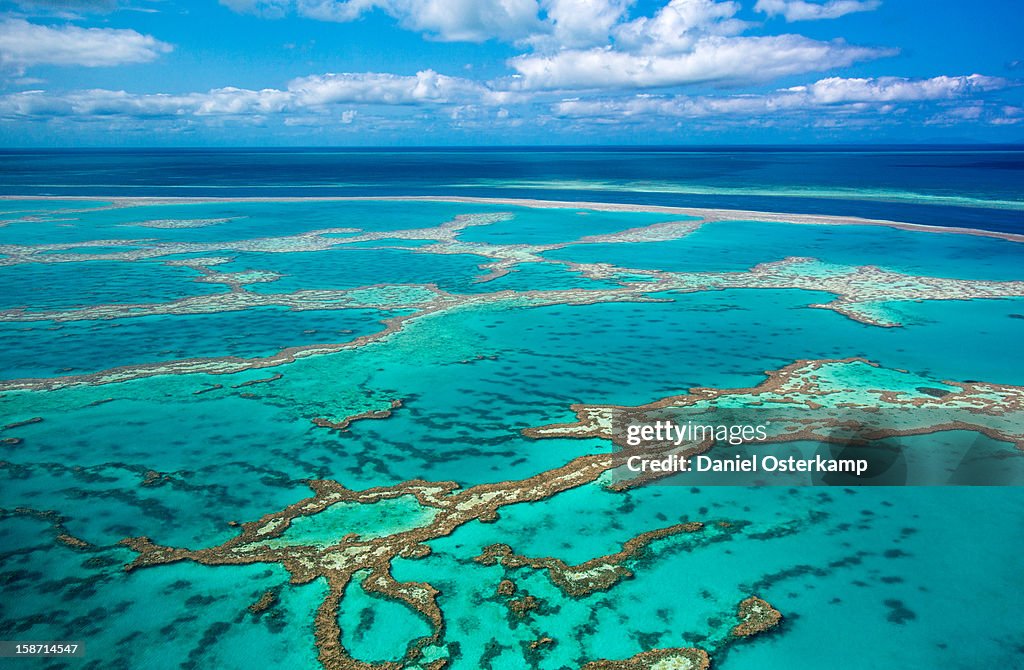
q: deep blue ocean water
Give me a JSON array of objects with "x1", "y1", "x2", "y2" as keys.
[{"x1": 2, "y1": 146, "x2": 1023, "y2": 232}]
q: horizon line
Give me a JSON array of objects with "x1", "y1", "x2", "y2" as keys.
[{"x1": 2, "y1": 142, "x2": 1024, "y2": 152}]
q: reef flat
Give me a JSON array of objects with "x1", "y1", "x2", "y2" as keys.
[
  {"x1": 1, "y1": 197, "x2": 1022, "y2": 670},
  {"x1": 2, "y1": 201, "x2": 1023, "y2": 393}
]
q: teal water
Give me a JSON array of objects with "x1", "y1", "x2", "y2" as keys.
[
  {"x1": 218, "y1": 247, "x2": 491, "y2": 295},
  {"x1": 0, "y1": 260, "x2": 222, "y2": 311},
  {"x1": 456, "y1": 207, "x2": 677, "y2": 246},
  {"x1": 0, "y1": 195, "x2": 1022, "y2": 670},
  {"x1": 392, "y1": 484, "x2": 1024, "y2": 669},
  {"x1": 462, "y1": 261, "x2": 625, "y2": 293},
  {"x1": 273, "y1": 496, "x2": 439, "y2": 547},
  {"x1": 549, "y1": 219, "x2": 1024, "y2": 280},
  {"x1": 0, "y1": 306, "x2": 390, "y2": 378}
]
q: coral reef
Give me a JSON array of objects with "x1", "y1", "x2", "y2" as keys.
[{"x1": 730, "y1": 597, "x2": 782, "y2": 638}]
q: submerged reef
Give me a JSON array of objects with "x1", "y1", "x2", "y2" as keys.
[
  {"x1": 474, "y1": 522, "x2": 707, "y2": 598},
  {"x1": 2, "y1": 198, "x2": 1023, "y2": 669},
  {"x1": 82, "y1": 356, "x2": 1018, "y2": 669},
  {"x1": 2, "y1": 201, "x2": 1023, "y2": 392},
  {"x1": 525, "y1": 357, "x2": 1024, "y2": 488},
  {"x1": 117, "y1": 458, "x2": 613, "y2": 669},
  {"x1": 313, "y1": 400, "x2": 404, "y2": 433}
]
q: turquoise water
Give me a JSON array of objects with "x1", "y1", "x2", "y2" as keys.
[
  {"x1": 0, "y1": 195, "x2": 1022, "y2": 669},
  {"x1": 0, "y1": 306, "x2": 390, "y2": 378},
  {"x1": 462, "y1": 261, "x2": 625, "y2": 293},
  {"x1": 550, "y1": 219, "x2": 1024, "y2": 280},
  {"x1": 0, "y1": 260, "x2": 222, "y2": 311},
  {"x1": 456, "y1": 207, "x2": 677, "y2": 246},
  {"x1": 392, "y1": 484, "x2": 1024, "y2": 669},
  {"x1": 218, "y1": 247, "x2": 491, "y2": 295},
  {"x1": 274, "y1": 496, "x2": 439, "y2": 546}
]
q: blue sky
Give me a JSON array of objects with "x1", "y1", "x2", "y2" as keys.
[{"x1": 0, "y1": 0, "x2": 1021, "y2": 146}]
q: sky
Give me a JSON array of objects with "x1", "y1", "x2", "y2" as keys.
[{"x1": 0, "y1": 0, "x2": 1021, "y2": 146}]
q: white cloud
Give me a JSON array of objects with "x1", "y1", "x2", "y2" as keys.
[
  {"x1": 222, "y1": 0, "x2": 545, "y2": 42},
  {"x1": 509, "y1": 35, "x2": 888, "y2": 91},
  {"x1": 0, "y1": 18, "x2": 172, "y2": 69},
  {"x1": 0, "y1": 70, "x2": 505, "y2": 120},
  {"x1": 386, "y1": 0, "x2": 543, "y2": 42},
  {"x1": 4, "y1": 71, "x2": 1009, "y2": 131},
  {"x1": 613, "y1": 0, "x2": 748, "y2": 53},
  {"x1": 290, "y1": 69, "x2": 505, "y2": 105},
  {"x1": 534, "y1": 0, "x2": 633, "y2": 48},
  {"x1": 755, "y1": 0, "x2": 881, "y2": 22},
  {"x1": 554, "y1": 74, "x2": 1014, "y2": 119},
  {"x1": 1, "y1": 70, "x2": 1016, "y2": 137},
  {"x1": 219, "y1": 0, "x2": 891, "y2": 95},
  {"x1": 792, "y1": 74, "x2": 1008, "y2": 103},
  {"x1": 503, "y1": 0, "x2": 890, "y2": 91}
]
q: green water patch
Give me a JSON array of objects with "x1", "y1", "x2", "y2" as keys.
[
  {"x1": 269, "y1": 495, "x2": 438, "y2": 548},
  {"x1": 209, "y1": 291, "x2": 845, "y2": 488}
]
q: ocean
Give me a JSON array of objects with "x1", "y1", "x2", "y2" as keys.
[{"x1": 0, "y1": 147, "x2": 1022, "y2": 670}]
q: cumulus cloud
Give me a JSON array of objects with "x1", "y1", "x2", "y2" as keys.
[
  {"x1": 0, "y1": 18, "x2": 172, "y2": 69},
  {"x1": 4, "y1": 71, "x2": 1011, "y2": 132},
  {"x1": 790, "y1": 74, "x2": 1009, "y2": 103},
  {"x1": 221, "y1": 0, "x2": 544, "y2": 42},
  {"x1": 224, "y1": 0, "x2": 640, "y2": 46},
  {"x1": 504, "y1": 0, "x2": 891, "y2": 91},
  {"x1": 379, "y1": 0, "x2": 543, "y2": 42},
  {"x1": 554, "y1": 74, "x2": 1014, "y2": 119},
  {"x1": 534, "y1": 0, "x2": 632, "y2": 48},
  {"x1": 755, "y1": 0, "x2": 881, "y2": 22},
  {"x1": 0, "y1": 69, "x2": 504, "y2": 120},
  {"x1": 613, "y1": 0, "x2": 749, "y2": 53},
  {"x1": 290, "y1": 69, "x2": 514, "y2": 104},
  {"x1": 218, "y1": 0, "x2": 891, "y2": 94},
  {"x1": 509, "y1": 35, "x2": 887, "y2": 91}
]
